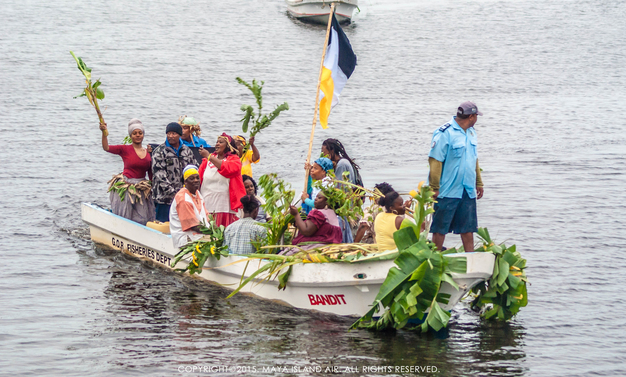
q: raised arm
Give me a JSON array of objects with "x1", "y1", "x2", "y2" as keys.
[
  {"x1": 99, "y1": 123, "x2": 109, "y2": 151},
  {"x1": 249, "y1": 136, "x2": 260, "y2": 162}
]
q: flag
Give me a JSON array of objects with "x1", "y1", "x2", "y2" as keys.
[{"x1": 318, "y1": 14, "x2": 357, "y2": 129}]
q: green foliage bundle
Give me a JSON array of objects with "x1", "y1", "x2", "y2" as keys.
[
  {"x1": 350, "y1": 185, "x2": 467, "y2": 332},
  {"x1": 221, "y1": 180, "x2": 528, "y2": 332},
  {"x1": 225, "y1": 243, "x2": 383, "y2": 299},
  {"x1": 350, "y1": 228, "x2": 467, "y2": 332},
  {"x1": 470, "y1": 228, "x2": 528, "y2": 320},
  {"x1": 236, "y1": 78, "x2": 289, "y2": 153},
  {"x1": 317, "y1": 171, "x2": 364, "y2": 223},
  {"x1": 170, "y1": 216, "x2": 229, "y2": 275},
  {"x1": 352, "y1": 184, "x2": 528, "y2": 332},
  {"x1": 401, "y1": 183, "x2": 436, "y2": 238},
  {"x1": 106, "y1": 174, "x2": 151, "y2": 204},
  {"x1": 70, "y1": 51, "x2": 107, "y2": 135},
  {"x1": 257, "y1": 174, "x2": 296, "y2": 249}
]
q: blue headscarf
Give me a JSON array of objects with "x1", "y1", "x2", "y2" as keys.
[
  {"x1": 314, "y1": 157, "x2": 333, "y2": 172},
  {"x1": 301, "y1": 157, "x2": 334, "y2": 215}
]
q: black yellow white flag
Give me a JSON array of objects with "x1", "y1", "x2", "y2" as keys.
[{"x1": 319, "y1": 14, "x2": 357, "y2": 129}]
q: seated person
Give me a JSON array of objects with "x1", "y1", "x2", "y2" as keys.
[
  {"x1": 169, "y1": 165, "x2": 209, "y2": 248},
  {"x1": 374, "y1": 191, "x2": 406, "y2": 252},
  {"x1": 354, "y1": 182, "x2": 396, "y2": 243},
  {"x1": 301, "y1": 157, "x2": 334, "y2": 214},
  {"x1": 288, "y1": 192, "x2": 342, "y2": 250},
  {"x1": 224, "y1": 194, "x2": 267, "y2": 255},
  {"x1": 242, "y1": 174, "x2": 268, "y2": 222}
]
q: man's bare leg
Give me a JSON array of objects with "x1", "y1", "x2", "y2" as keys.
[
  {"x1": 460, "y1": 232, "x2": 475, "y2": 252},
  {"x1": 432, "y1": 233, "x2": 446, "y2": 250}
]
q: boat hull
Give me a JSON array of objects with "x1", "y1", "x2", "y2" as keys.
[
  {"x1": 286, "y1": 0, "x2": 358, "y2": 24},
  {"x1": 82, "y1": 203, "x2": 494, "y2": 317}
]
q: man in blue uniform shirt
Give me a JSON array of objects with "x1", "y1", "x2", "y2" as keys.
[{"x1": 428, "y1": 101, "x2": 484, "y2": 252}]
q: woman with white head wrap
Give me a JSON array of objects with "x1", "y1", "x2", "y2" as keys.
[{"x1": 99, "y1": 119, "x2": 155, "y2": 225}]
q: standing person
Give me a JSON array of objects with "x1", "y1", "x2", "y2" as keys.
[
  {"x1": 178, "y1": 116, "x2": 211, "y2": 148},
  {"x1": 428, "y1": 101, "x2": 485, "y2": 252},
  {"x1": 373, "y1": 191, "x2": 407, "y2": 252},
  {"x1": 169, "y1": 165, "x2": 209, "y2": 248},
  {"x1": 151, "y1": 122, "x2": 196, "y2": 222},
  {"x1": 242, "y1": 174, "x2": 268, "y2": 222},
  {"x1": 234, "y1": 135, "x2": 260, "y2": 177},
  {"x1": 321, "y1": 138, "x2": 362, "y2": 187},
  {"x1": 99, "y1": 119, "x2": 155, "y2": 225},
  {"x1": 197, "y1": 133, "x2": 246, "y2": 227},
  {"x1": 224, "y1": 194, "x2": 268, "y2": 254}
]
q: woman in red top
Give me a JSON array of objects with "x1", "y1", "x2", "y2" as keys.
[
  {"x1": 100, "y1": 119, "x2": 155, "y2": 225},
  {"x1": 198, "y1": 133, "x2": 246, "y2": 227}
]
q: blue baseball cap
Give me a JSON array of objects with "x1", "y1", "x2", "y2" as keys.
[{"x1": 457, "y1": 101, "x2": 483, "y2": 116}]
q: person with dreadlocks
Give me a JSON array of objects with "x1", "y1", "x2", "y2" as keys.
[
  {"x1": 178, "y1": 115, "x2": 211, "y2": 148},
  {"x1": 321, "y1": 138, "x2": 362, "y2": 243},
  {"x1": 321, "y1": 138, "x2": 363, "y2": 188},
  {"x1": 197, "y1": 133, "x2": 246, "y2": 227}
]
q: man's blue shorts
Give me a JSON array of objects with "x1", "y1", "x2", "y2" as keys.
[{"x1": 430, "y1": 190, "x2": 478, "y2": 235}]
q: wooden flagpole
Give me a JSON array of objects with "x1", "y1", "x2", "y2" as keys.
[{"x1": 304, "y1": 2, "x2": 336, "y2": 193}]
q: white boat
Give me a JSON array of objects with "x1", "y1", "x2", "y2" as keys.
[
  {"x1": 286, "y1": 0, "x2": 358, "y2": 25},
  {"x1": 81, "y1": 202, "x2": 495, "y2": 318}
]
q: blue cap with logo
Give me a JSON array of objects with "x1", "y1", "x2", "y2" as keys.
[{"x1": 457, "y1": 101, "x2": 483, "y2": 116}]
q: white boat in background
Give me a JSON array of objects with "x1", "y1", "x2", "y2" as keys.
[
  {"x1": 81, "y1": 202, "x2": 495, "y2": 318},
  {"x1": 286, "y1": 0, "x2": 358, "y2": 25}
]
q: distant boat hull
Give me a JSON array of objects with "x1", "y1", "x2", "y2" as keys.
[
  {"x1": 82, "y1": 203, "x2": 495, "y2": 318},
  {"x1": 286, "y1": 0, "x2": 358, "y2": 24}
]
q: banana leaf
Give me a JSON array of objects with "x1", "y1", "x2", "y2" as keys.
[
  {"x1": 226, "y1": 263, "x2": 273, "y2": 299},
  {"x1": 393, "y1": 227, "x2": 418, "y2": 252}
]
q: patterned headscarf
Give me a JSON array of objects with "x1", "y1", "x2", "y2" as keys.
[
  {"x1": 217, "y1": 132, "x2": 238, "y2": 155},
  {"x1": 314, "y1": 157, "x2": 334, "y2": 172},
  {"x1": 234, "y1": 135, "x2": 247, "y2": 146}
]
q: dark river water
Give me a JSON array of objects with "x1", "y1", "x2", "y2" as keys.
[{"x1": 1, "y1": 0, "x2": 625, "y2": 375}]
